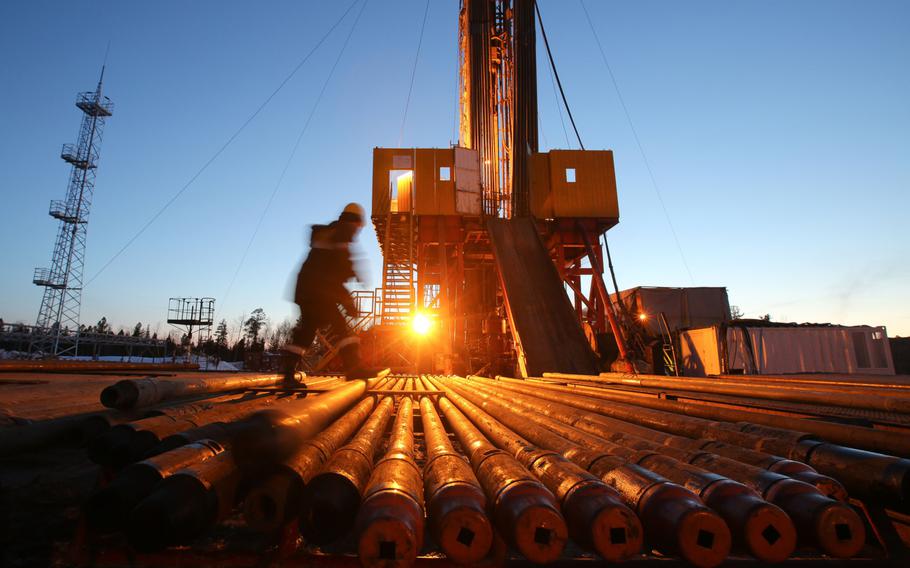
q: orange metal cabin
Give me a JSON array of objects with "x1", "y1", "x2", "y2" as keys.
[{"x1": 367, "y1": 145, "x2": 622, "y2": 375}]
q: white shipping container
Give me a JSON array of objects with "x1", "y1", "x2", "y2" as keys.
[{"x1": 679, "y1": 324, "x2": 895, "y2": 376}]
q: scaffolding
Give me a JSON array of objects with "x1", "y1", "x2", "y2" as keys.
[
  {"x1": 31, "y1": 68, "x2": 113, "y2": 356},
  {"x1": 166, "y1": 298, "x2": 215, "y2": 364}
]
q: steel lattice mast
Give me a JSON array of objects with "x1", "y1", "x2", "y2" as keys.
[{"x1": 32, "y1": 68, "x2": 113, "y2": 356}]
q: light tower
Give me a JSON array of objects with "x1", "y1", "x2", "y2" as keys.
[{"x1": 31, "y1": 68, "x2": 113, "y2": 356}]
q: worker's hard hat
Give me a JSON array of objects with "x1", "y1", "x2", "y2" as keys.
[{"x1": 340, "y1": 202, "x2": 365, "y2": 226}]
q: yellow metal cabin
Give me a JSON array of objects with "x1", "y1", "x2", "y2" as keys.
[{"x1": 530, "y1": 149, "x2": 619, "y2": 225}]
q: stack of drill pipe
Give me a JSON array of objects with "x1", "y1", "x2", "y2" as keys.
[
  {"x1": 146, "y1": 376, "x2": 348, "y2": 456},
  {"x1": 718, "y1": 372, "x2": 910, "y2": 390},
  {"x1": 542, "y1": 372, "x2": 910, "y2": 456},
  {"x1": 475, "y1": 377, "x2": 868, "y2": 558},
  {"x1": 434, "y1": 391, "x2": 569, "y2": 564},
  {"x1": 0, "y1": 359, "x2": 197, "y2": 373},
  {"x1": 231, "y1": 376, "x2": 381, "y2": 469},
  {"x1": 85, "y1": 438, "x2": 226, "y2": 532},
  {"x1": 99, "y1": 372, "x2": 293, "y2": 410},
  {"x1": 87, "y1": 393, "x2": 287, "y2": 468},
  {"x1": 300, "y1": 395, "x2": 396, "y2": 543},
  {"x1": 126, "y1": 448, "x2": 240, "y2": 551},
  {"x1": 441, "y1": 378, "x2": 735, "y2": 567},
  {"x1": 437, "y1": 381, "x2": 646, "y2": 563},
  {"x1": 492, "y1": 379, "x2": 847, "y2": 500},
  {"x1": 495, "y1": 376, "x2": 910, "y2": 508},
  {"x1": 525, "y1": 376, "x2": 910, "y2": 507},
  {"x1": 451, "y1": 378, "x2": 798, "y2": 562},
  {"x1": 419, "y1": 395, "x2": 493, "y2": 564},
  {"x1": 241, "y1": 396, "x2": 376, "y2": 532},
  {"x1": 0, "y1": 408, "x2": 146, "y2": 456},
  {"x1": 546, "y1": 371, "x2": 910, "y2": 415},
  {"x1": 354, "y1": 397, "x2": 426, "y2": 567}
]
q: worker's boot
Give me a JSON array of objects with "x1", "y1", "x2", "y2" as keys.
[
  {"x1": 280, "y1": 344, "x2": 307, "y2": 388},
  {"x1": 339, "y1": 340, "x2": 381, "y2": 381}
]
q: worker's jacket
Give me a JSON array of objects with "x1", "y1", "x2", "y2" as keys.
[{"x1": 295, "y1": 221, "x2": 358, "y2": 313}]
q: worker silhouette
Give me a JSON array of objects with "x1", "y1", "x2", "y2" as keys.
[{"x1": 283, "y1": 203, "x2": 379, "y2": 383}]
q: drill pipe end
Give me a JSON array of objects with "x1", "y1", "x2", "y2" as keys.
[
  {"x1": 356, "y1": 492, "x2": 425, "y2": 568},
  {"x1": 674, "y1": 508, "x2": 732, "y2": 568},
  {"x1": 638, "y1": 483, "x2": 731, "y2": 568},
  {"x1": 74, "y1": 414, "x2": 115, "y2": 445},
  {"x1": 495, "y1": 482, "x2": 568, "y2": 564},
  {"x1": 767, "y1": 480, "x2": 866, "y2": 558},
  {"x1": 564, "y1": 484, "x2": 643, "y2": 562},
  {"x1": 742, "y1": 502, "x2": 797, "y2": 563},
  {"x1": 428, "y1": 485, "x2": 493, "y2": 565},
  {"x1": 702, "y1": 481, "x2": 796, "y2": 563},
  {"x1": 242, "y1": 471, "x2": 300, "y2": 533},
  {"x1": 100, "y1": 380, "x2": 139, "y2": 409},
  {"x1": 299, "y1": 471, "x2": 362, "y2": 544},
  {"x1": 812, "y1": 502, "x2": 866, "y2": 559}
]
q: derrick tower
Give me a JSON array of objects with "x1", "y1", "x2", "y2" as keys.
[{"x1": 32, "y1": 69, "x2": 113, "y2": 356}]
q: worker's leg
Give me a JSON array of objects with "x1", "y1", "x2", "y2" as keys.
[
  {"x1": 280, "y1": 305, "x2": 318, "y2": 386},
  {"x1": 323, "y1": 303, "x2": 380, "y2": 380}
]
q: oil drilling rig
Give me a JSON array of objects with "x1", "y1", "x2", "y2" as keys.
[
  {"x1": 3, "y1": 2, "x2": 909, "y2": 568},
  {"x1": 362, "y1": 0, "x2": 632, "y2": 378}
]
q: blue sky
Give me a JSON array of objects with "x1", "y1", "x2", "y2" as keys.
[{"x1": 1, "y1": 0, "x2": 908, "y2": 339}]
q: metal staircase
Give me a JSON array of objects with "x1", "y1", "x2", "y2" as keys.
[{"x1": 377, "y1": 212, "x2": 416, "y2": 325}]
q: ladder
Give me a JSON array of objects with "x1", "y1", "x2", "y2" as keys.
[{"x1": 379, "y1": 212, "x2": 416, "y2": 325}]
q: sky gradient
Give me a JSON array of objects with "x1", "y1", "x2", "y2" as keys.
[{"x1": 1, "y1": 0, "x2": 908, "y2": 339}]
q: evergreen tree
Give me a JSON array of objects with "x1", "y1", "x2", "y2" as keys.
[
  {"x1": 215, "y1": 319, "x2": 229, "y2": 348},
  {"x1": 96, "y1": 316, "x2": 110, "y2": 334},
  {"x1": 132, "y1": 322, "x2": 143, "y2": 337},
  {"x1": 243, "y1": 309, "x2": 267, "y2": 351}
]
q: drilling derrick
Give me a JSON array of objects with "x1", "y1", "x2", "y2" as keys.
[
  {"x1": 368, "y1": 0, "x2": 627, "y2": 376},
  {"x1": 32, "y1": 69, "x2": 113, "y2": 356}
]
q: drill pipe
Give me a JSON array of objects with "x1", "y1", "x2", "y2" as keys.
[
  {"x1": 453, "y1": 377, "x2": 794, "y2": 562},
  {"x1": 435, "y1": 394, "x2": 568, "y2": 564},
  {"x1": 127, "y1": 449, "x2": 240, "y2": 551},
  {"x1": 484, "y1": 377, "x2": 847, "y2": 494},
  {"x1": 419, "y1": 395, "x2": 493, "y2": 565},
  {"x1": 299, "y1": 396, "x2": 395, "y2": 544},
  {"x1": 241, "y1": 396, "x2": 376, "y2": 532},
  {"x1": 475, "y1": 378, "x2": 865, "y2": 558},
  {"x1": 536, "y1": 375, "x2": 910, "y2": 457},
  {"x1": 0, "y1": 359, "x2": 197, "y2": 373},
  {"x1": 715, "y1": 372, "x2": 910, "y2": 391},
  {"x1": 74, "y1": 409, "x2": 155, "y2": 446},
  {"x1": 232, "y1": 377, "x2": 380, "y2": 469},
  {"x1": 443, "y1": 378, "x2": 732, "y2": 566},
  {"x1": 493, "y1": 376, "x2": 908, "y2": 506},
  {"x1": 100, "y1": 372, "x2": 289, "y2": 409},
  {"x1": 87, "y1": 394, "x2": 284, "y2": 467},
  {"x1": 151, "y1": 421, "x2": 235, "y2": 455},
  {"x1": 355, "y1": 397, "x2": 426, "y2": 568},
  {"x1": 85, "y1": 439, "x2": 226, "y2": 532},
  {"x1": 439, "y1": 382, "x2": 644, "y2": 563},
  {"x1": 545, "y1": 371, "x2": 910, "y2": 414},
  {"x1": 487, "y1": 378, "x2": 845, "y2": 500}
]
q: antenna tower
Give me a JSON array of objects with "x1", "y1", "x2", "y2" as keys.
[{"x1": 31, "y1": 69, "x2": 113, "y2": 356}]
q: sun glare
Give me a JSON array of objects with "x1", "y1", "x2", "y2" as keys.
[{"x1": 412, "y1": 312, "x2": 433, "y2": 336}]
